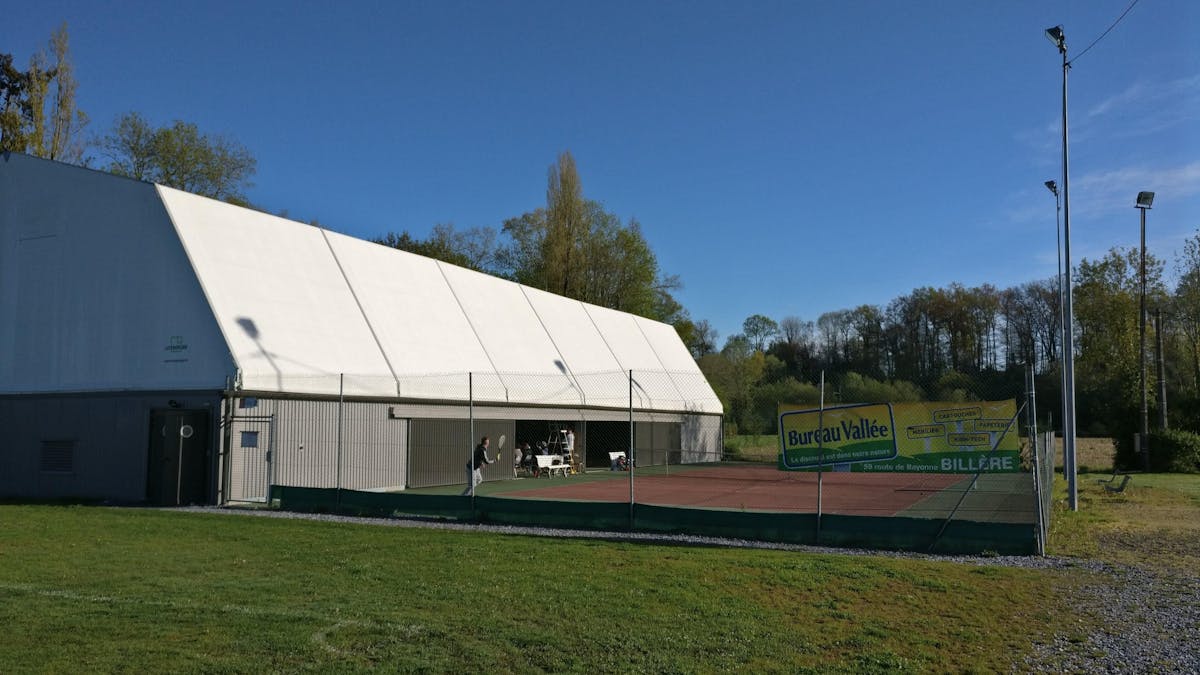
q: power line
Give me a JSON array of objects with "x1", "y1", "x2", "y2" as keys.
[{"x1": 1069, "y1": 0, "x2": 1144, "y2": 65}]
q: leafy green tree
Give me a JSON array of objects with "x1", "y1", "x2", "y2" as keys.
[
  {"x1": 1172, "y1": 230, "x2": 1200, "y2": 430},
  {"x1": 838, "y1": 372, "x2": 923, "y2": 404},
  {"x1": 687, "y1": 319, "x2": 719, "y2": 358},
  {"x1": 373, "y1": 224, "x2": 499, "y2": 274},
  {"x1": 1073, "y1": 247, "x2": 1168, "y2": 434},
  {"x1": 544, "y1": 151, "x2": 588, "y2": 298},
  {"x1": 0, "y1": 54, "x2": 29, "y2": 151},
  {"x1": 0, "y1": 23, "x2": 88, "y2": 162},
  {"x1": 497, "y1": 151, "x2": 684, "y2": 324},
  {"x1": 100, "y1": 112, "x2": 256, "y2": 205},
  {"x1": 742, "y1": 314, "x2": 779, "y2": 352}
]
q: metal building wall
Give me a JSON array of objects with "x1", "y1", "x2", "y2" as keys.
[
  {"x1": 407, "y1": 418, "x2": 515, "y2": 488},
  {"x1": 220, "y1": 396, "x2": 723, "y2": 498},
  {"x1": 0, "y1": 391, "x2": 221, "y2": 502},
  {"x1": 226, "y1": 397, "x2": 407, "y2": 502}
]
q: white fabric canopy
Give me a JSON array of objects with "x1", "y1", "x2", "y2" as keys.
[{"x1": 1, "y1": 154, "x2": 721, "y2": 413}]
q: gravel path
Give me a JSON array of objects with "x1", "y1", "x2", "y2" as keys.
[
  {"x1": 1018, "y1": 563, "x2": 1200, "y2": 674},
  {"x1": 175, "y1": 506, "x2": 1200, "y2": 673}
]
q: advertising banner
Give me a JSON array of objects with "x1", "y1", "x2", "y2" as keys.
[{"x1": 778, "y1": 400, "x2": 1020, "y2": 473}]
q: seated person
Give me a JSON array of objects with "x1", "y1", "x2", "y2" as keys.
[{"x1": 611, "y1": 453, "x2": 629, "y2": 471}]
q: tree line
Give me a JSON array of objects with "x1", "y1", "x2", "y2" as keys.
[{"x1": 702, "y1": 238, "x2": 1200, "y2": 440}]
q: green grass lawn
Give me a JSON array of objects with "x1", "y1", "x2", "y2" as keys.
[
  {"x1": 2, "y1": 470, "x2": 1195, "y2": 673},
  {"x1": 1, "y1": 505, "x2": 1065, "y2": 673},
  {"x1": 1048, "y1": 472, "x2": 1200, "y2": 576}
]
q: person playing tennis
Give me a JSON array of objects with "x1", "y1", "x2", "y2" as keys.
[{"x1": 461, "y1": 435, "x2": 495, "y2": 496}]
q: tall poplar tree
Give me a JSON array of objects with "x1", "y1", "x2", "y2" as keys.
[{"x1": 0, "y1": 23, "x2": 88, "y2": 163}]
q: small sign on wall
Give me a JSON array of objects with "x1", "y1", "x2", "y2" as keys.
[{"x1": 163, "y1": 335, "x2": 189, "y2": 364}]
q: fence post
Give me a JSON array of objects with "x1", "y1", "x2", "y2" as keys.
[
  {"x1": 336, "y1": 373, "x2": 344, "y2": 506},
  {"x1": 1026, "y1": 366, "x2": 1046, "y2": 555},
  {"x1": 469, "y1": 372, "x2": 475, "y2": 503},
  {"x1": 816, "y1": 370, "x2": 825, "y2": 542},
  {"x1": 629, "y1": 369, "x2": 635, "y2": 528}
]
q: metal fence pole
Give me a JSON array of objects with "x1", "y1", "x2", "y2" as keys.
[
  {"x1": 469, "y1": 372, "x2": 475, "y2": 502},
  {"x1": 629, "y1": 369, "x2": 635, "y2": 527},
  {"x1": 1026, "y1": 366, "x2": 1046, "y2": 555},
  {"x1": 816, "y1": 370, "x2": 825, "y2": 541},
  {"x1": 336, "y1": 373, "x2": 344, "y2": 506}
]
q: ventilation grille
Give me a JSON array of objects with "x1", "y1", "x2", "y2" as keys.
[{"x1": 40, "y1": 440, "x2": 76, "y2": 473}]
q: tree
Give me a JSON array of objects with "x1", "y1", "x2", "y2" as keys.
[
  {"x1": 1073, "y1": 247, "x2": 1168, "y2": 433},
  {"x1": 100, "y1": 112, "x2": 257, "y2": 205},
  {"x1": 373, "y1": 224, "x2": 499, "y2": 273},
  {"x1": 497, "y1": 151, "x2": 684, "y2": 323},
  {"x1": 742, "y1": 314, "x2": 779, "y2": 352},
  {"x1": 0, "y1": 53, "x2": 28, "y2": 151},
  {"x1": 544, "y1": 151, "x2": 588, "y2": 298},
  {"x1": 1172, "y1": 230, "x2": 1200, "y2": 428},
  {"x1": 0, "y1": 23, "x2": 88, "y2": 162},
  {"x1": 688, "y1": 319, "x2": 719, "y2": 358},
  {"x1": 779, "y1": 316, "x2": 811, "y2": 346}
]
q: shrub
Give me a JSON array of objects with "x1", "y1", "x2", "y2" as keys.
[
  {"x1": 1111, "y1": 419, "x2": 1140, "y2": 471},
  {"x1": 1147, "y1": 429, "x2": 1200, "y2": 473}
]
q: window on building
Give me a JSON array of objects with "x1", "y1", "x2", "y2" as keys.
[{"x1": 241, "y1": 431, "x2": 260, "y2": 448}]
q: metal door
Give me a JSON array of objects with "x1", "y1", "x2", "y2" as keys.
[
  {"x1": 147, "y1": 409, "x2": 211, "y2": 505},
  {"x1": 228, "y1": 415, "x2": 275, "y2": 502}
]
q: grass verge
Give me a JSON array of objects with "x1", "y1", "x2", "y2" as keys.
[
  {"x1": 2, "y1": 504, "x2": 1072, "y2": 673},
  {"x1": 1048, "y1": 472, "x2": 1200, "y2": 576}
]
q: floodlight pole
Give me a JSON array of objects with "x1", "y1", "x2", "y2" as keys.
[
  {"x1": 1137, "y1": 196, "x2": 1151, "y2": 469},
  {"x1": 1045, "y1": 180, "x2": 1067, "y2": 463},
  {"x1": 1047, "y1": 25, "x2": 1077, "y2": 510}
]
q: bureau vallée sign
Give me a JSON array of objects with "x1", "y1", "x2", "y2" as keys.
[{"x1": 778, "y1": 400, "x2": 1021, "y2": 473}]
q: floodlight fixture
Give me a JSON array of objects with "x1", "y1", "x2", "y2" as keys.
[
  {"x1": 1044, "y1": 180, "x2": 1058, "y2": 196},
  {"x1": 1045, "y1": 26, "x2": 1066, "y2": 53},
  {"x1": 1136, "y1": 191, "x2": 1155, "y2": 209}
]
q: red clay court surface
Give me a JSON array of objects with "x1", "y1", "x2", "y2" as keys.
[{"x1": 504, "y1": 465, "x2": 972, "y2": 516}]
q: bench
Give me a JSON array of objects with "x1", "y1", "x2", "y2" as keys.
[
  {"x1": 1104, "y1": 474, "x2": 1132, "y2": 493},
  {"x1": 535, "y1": 454, "x2": 570, "y2": 478}
]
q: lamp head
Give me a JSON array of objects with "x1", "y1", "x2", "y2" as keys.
[
  {"x1": 1044, "y1": 180, "x2": 1058, "y2": 196},
  {"x1": 1136, "y1": 191, "x2": 1155, "y2": 209},
  {"x1": 1045, "y1": 25, "x2": 1066, "y2": 53}
]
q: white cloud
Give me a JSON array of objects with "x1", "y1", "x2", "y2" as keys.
[
  {"x1": 1087, "y1": 74, "x2": 1200, "y2": 121},
  {"x1": 1071, "y1": 162, "x2": 1200, "y2": 218}
]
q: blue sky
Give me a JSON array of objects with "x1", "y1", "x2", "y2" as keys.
[{"x1": 7, "y1": 1, "x2": 1198, "y2": 344}]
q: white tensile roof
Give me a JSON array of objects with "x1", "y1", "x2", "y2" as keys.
[{"x1": 0, "y1": 154, "x2": 719, "y2": 413}]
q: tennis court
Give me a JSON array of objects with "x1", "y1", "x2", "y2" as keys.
[{"x1": 417, "y1": 462, "x2": 1039, "y2": 524}]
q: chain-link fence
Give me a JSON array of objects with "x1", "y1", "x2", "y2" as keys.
[
  {"x1": 233, "y1": 365, "x2": 1049, "y2": 554},
  {"x1": 221, "y1": 369, "x2": 723, "y2": 500}
]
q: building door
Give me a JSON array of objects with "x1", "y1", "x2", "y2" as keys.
[
  {"x1": 228, "y1": 414, "x2": 274, "y2": 502},
  {"x1": 147, "y1": 409, "x2": 211, "y2": 505}
]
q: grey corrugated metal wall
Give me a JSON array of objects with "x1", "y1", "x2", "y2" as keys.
[
  {"x1": 221, "y1": 394, "x2": 723, "y2": 497},
  {"x1": 226, "y1": 397, "x2": 407, "y2": 502},
  {"x1": 407, "y1": 418, "x2": 515, "y2": 488}
]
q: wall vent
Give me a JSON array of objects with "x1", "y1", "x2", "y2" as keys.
[{"x1": 40, "y1": 440, "x2": 76, "y2": 473}]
